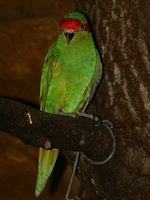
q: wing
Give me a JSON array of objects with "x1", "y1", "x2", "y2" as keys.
[
  {"x1": 81, "y1": 50, "x2": 103, "y2": 112},
  {"x1": 35, "y1": 43, "x2": 59, "y2": 197},
  {"x1": 40, "y1": 43, "x2": 57, "y2": 111}
]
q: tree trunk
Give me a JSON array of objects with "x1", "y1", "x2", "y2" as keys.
[{"x1": 66, "y1": 0, "x2": 150, "y2": 199}]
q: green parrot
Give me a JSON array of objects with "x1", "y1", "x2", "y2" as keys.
[{"x1": 35, "y1": 12, "x2": 103, "y2": 197}]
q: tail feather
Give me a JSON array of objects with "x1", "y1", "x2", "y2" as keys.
[{"x1": 35, "y1": 148, "x2": 59, "y2": 197}]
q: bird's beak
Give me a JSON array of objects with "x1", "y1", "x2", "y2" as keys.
[{"x1": 65, "y1": 32, "x2": 74, "y2": 45}]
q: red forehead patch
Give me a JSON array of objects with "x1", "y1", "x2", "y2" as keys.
[{"x1": 60, "y1": 18, "x2": 90, "y2": 32}]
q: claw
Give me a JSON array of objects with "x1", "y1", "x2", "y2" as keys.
[
  {"x1": 77, "y1": 112, "x2": 102, "y2": 125},
  {"x1": 77, "y1": 112, "x2": 95, "y2": 119}
]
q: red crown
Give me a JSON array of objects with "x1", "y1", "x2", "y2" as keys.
[{"x1": 60, "y1": 18, "x2": 90, "y2": 32}]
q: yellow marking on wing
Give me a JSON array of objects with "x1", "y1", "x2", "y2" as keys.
[{"x1": 53, "y1": 63, "x2": 60, "y2": 74}]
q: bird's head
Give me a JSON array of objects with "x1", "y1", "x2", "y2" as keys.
[{"x1": 60, "y1": 12, "x2": 90, "y2": 44}]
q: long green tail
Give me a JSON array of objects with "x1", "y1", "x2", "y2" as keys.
[{"x1": 35, "y1": 148, "x2": 59, "y2": 197}]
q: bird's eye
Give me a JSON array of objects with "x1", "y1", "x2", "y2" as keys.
[{"x1": 80, "y1": 24, "x2": 84, "y2": 30}]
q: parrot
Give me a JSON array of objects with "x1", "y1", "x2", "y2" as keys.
[{"x1": 35, "y1": 12, "x2": 103, "y2": 197}]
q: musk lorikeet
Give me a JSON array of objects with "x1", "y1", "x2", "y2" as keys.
[{"x1": 35, "y1": 12, "x2": 103, "y2": 197}]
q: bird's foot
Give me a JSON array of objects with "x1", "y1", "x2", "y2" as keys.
[
  {"x1": 58, "y1": 111, "x2": 77, "y2": 118},
  {"x1": 58, "y1": 111, "x2": 101, "y2": 126},
  {"x1": 77, "y1": 112, "x2": 101, "y2": 126}
]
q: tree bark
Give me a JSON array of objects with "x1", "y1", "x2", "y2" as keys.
[{"x1": 70, "y1": 0, "x2": 150, "y2": 199}]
